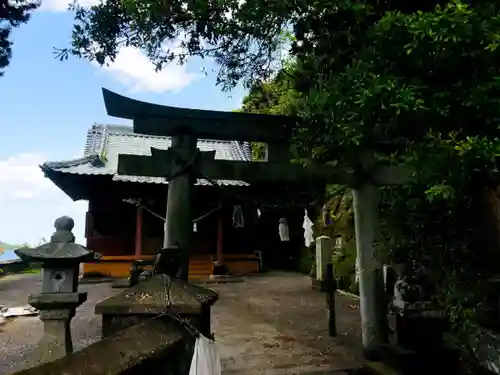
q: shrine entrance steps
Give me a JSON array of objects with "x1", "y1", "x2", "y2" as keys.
[
  {"x1": 188, "y1": 254, "x2": 261, "y2": 281},
  {"x1": 189, "y1": 254, "x2": 214, "y2": 280}
]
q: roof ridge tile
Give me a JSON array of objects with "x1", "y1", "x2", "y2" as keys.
[{"x1": 41, "y1": 154, "x2": 105, "y2": 171}]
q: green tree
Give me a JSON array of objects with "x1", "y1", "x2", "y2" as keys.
[
  {"x1": 0, "y1": 0, "x2": 40, "y2": 76},
  {"x1": 234, "y1": 2, "x2": 500, "y2": 363}
]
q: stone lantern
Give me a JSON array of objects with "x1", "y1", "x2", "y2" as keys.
[{"x1": 14, "y1": 216, "x2": 101, "y2": 365}]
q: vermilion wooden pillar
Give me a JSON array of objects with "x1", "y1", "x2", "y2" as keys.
[
  {"x1": 85, "y1": 211, "x2": 94, "y2": 240},
  {"x1": 135, "y1": 205, "x2": 143, "y2": 257},
  {"x1": 216, "y1": 212, "x2": 224, "y2": 264}
]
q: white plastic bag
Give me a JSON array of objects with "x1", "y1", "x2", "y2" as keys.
[{"x1": 189, "y1": 335, "x2": 221, "y2": 375}]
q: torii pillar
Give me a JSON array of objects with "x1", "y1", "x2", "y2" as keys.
[{"x1": 163, "y1": 133, "x2": 197, "y2": 280}]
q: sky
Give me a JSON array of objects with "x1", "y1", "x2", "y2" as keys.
[{"x1": 0, "y1": 0, "x2": 248, "y2": 246}]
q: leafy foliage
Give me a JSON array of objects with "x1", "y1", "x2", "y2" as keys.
[
  {"x1": 0, "y1": 0, "x2": 39, "y2": 76},
  {"x1": 59, "y1": 0, "x2": 297, "y2": 89},
  {"x1": 237, "y1": 1, "x2": 500, "y2": 363}
]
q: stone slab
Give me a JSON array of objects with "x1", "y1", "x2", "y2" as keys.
[{"x1": 95, "y1": 277, "x2": 217, "y2": 315}]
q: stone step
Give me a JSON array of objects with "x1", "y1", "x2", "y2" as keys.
[
  {"x1": 189, "y1": 269, "x2": 212, "y2": 273},
  {"x1": 189, "y1": 267, "x2": 212, "y2": 273},
  {"x1": 189, "y1": 263, "x2": 212, "y2": 268},
  {"x1": 189, "y1": 266, "x2": 212, "y2": 272}
]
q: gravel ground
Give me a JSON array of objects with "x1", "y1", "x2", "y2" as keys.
[
  {"x1": 0, "y1": 274, "x2": 120, "y2": 375},
  {"x1": 0, "y1": 272, "x2": 362, "y2": 375},
  {"x1": 208, "y1": 272, "x2": 363, "y2": 374}
]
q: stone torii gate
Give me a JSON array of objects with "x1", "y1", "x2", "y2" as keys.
[{"x1": 101, "y1": 88, "x2": 412, "y2": 359}]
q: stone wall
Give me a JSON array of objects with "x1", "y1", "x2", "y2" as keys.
[
  {"x1": 10, "y1": 317, "x2": 193, "y2": 375},
  {"x1": 0, "y1": 260, "x2": 35, "y2": 275}
]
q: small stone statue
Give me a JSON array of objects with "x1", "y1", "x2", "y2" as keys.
[
  {"x1": 212, "y1": 261, "x2": 229, "y2": 276},
  {"x1": 392, "y1": 274, "x2": 425, "y2": 311},
  {"x1": 129, "y1": 261, "x2": 144, "y2": 286},
  {"x1": 153, "y1": 244, "x2": 183, "y2": 279}
]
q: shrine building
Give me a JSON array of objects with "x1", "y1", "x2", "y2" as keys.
[
  {"x1": 40, "y1": 124, "x2": 306, "y2": 280},
  {"x1": 40, "y1": 89, "x2": 326, "y2": 280}
]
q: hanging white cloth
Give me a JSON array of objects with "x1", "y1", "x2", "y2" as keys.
[
  {"x1": 278, "y1": 218, "x2": 290, "y2": 242},
  {"x1": 193, "y1": 222, "x2": 197, "y2": 232},
  {"x1": 189, "y1": 335, "x2": 221, "y2": 375},
  {"x1": 303, "y1": 209, "x2": 314, "y2": 247},
  {"x1": 256, "y1": 208, "x2": 262, "y2": 218},
  {"x1": 232, "y1": 205, "x2": 244, "y2": 228}
]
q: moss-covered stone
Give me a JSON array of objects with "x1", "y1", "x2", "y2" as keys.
[
  {"x1": 95, "y1": 277, "x2": 218, "y2": 339},
  {"x1": 95, "y1": 277, "x2": 218, "y2": 316},
  {"x1": 10, "y1": 318, "x2": 188, "y2": 375}
]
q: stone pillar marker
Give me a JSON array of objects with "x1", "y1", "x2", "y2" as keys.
[
  {"x1": 316, "y1": 236, "x2": 333, "y2": 282},
  {"x1": 14, "y1": 216, "x2": 101, "y2": 365}
]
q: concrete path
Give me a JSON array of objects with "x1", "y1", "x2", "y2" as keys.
[
  {"x1": 0, "y1": 274, "x2": 121, "y2": 375},
  {"x1": 0, "y1": 272, "x2": 362, "y2": 375},
  {"x1": 0, "y1": 274, "x2": 42, "y2": 308},
  {"x1": 209, "y1": 272, "x2": 362, "y2": 374}
]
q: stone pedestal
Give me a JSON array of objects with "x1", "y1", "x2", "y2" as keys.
[
  {"x1": 28, "y1": 292, "x2": 88, "y2": 360},
  {"x1": 30, "y1": 309, "x2": 75, "y2": 361},
  {"x1": 383, "y1": 307, "x2": 459, "y2": 374},
  {"x1": 95, "y1": 276, "x2": 218, "y2": 339},
  {"x1": 388, "y1": 308, "x2": 446, "y2": 350}
]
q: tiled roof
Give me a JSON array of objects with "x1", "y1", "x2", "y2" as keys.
[{"x1": 41, "y1": 125, "x2": 252, "y2": 186}]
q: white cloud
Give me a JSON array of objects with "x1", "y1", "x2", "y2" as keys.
[
  {"x1": 0, "y1": 153, "x2": 52, "y2": 200},
  {"x1": 39, "y1": 0, "x2": 202, "y2": 93},
  {"x1": 0, "y1": 153, "x2": 86, "y2": 245},
  {"x1": 39, "y1": 0, "x2": 101, "y2": 12},
  {"x1": 98, "y1": 46, "x2": 201, "y2": 94}
]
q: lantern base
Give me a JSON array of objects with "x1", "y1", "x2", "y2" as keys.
[
  {"x1": 28, "y1": 292, "x2": 87, "y2": 311},
  {"x1": 25, "y1": 292, "x2": 88, "y2": 366}
]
